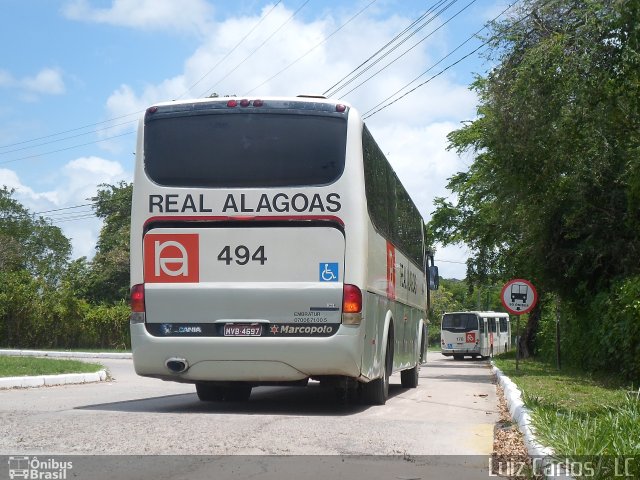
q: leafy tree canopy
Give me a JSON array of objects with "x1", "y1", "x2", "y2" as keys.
[
  {"x1": 429, "y1": 0, "x2": 640, "y2": 305},
  {"x1": 85, "y1": 181, "x2": 132, "y2": 304},
  {"x1": 0, "y1": 187, "x2": 71, "y2": 284}
]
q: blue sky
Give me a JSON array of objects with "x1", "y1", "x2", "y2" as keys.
[{"x1": 0, "y1": 0, "x2": 513, "y2": 279}]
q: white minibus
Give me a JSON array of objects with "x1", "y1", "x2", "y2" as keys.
[{"x1": 441, "y1": 311, "x2": 511, "y2": 359}]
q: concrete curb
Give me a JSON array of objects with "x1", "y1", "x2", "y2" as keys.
[
  {"x1": 492, "y1": 363, "x2": 572, "y2": 480},
  {"x1": 0, "y1": 349, "x2": 125, "y2": 390},
  {"x1": 0, "y1": 370, "x2": 108, "y2": 390},
  {"x1": 0, "y1": 349, "x2": 132, "y2": 359}
]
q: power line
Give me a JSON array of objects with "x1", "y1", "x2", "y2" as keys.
[
  {"x1": 0, "y1": 130, "x2": 135, "y2": 166},
  {"x1": 364, "y1": 43, "x2": 487, "y2": 119},
  {"x1": 48, "y1": 213, "x2": 98, "y2": 224},
  {"x1": 336, "y1": 0, "x2": 479, "y2": 99},
  {"x1": 198, "y1": 0, "x2": 312, "y2": 98},
  {"x1": 33, "y1": 203, "x2": 95, "y2": 215},
  {"x1": 0, "y1": 112, "x2": 140, "y2": 151},
  {"x1": 325, "y1": 0, "x2": 459, "y2": 98},
  {"x1": 322, "y1": 1, "x2": 446, "y2": 97},
  {"x1": 243, "y1": 0, "x2": 378, "y2": 96},
  {"x1": 435, "y1": 258, "x2": 467, "y2": 264},
  {"x1": 0, "y1": 3, "x2": 289, "y2": 153},
  {"x1": 363, "y1": 0, "x2": 521, "y2": 119},
  {"x1": 176, "y1": 1, "x2": 283, "y2": 100},
  {"x1": 0, "y1": 0, "x2": 521, "y2": 166},
  {"x1": 0, "y1": 120, "x2": 137, "y2": 157}
]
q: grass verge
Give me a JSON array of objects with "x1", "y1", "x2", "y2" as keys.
[
  {"x1": 493, "y1": 352, "x2": 639, "y2": 479},
  {"x1": 0, "y1": 356, "x2": 103, "y2": 377}
]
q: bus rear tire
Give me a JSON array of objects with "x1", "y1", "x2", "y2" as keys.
[
  {"x1": 196, "y1": 383, "x2": 225, "y2": 402},
  {"x1": 195, "y1": 383, "x2": 252, "y2": 402},
  {"x1": 400, "y1": 363, "x2": 419, "y2": 388},
  {"x1": 225, "y1": 385, "x2": 252, "y2": 402},
  {"x1": 361, "y1": 332, "x2": 393, "y2": 405}
]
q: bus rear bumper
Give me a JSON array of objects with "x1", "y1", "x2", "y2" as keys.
[
  {"x1": 130, "y1": 323, "x2": 362, "y2": 383},
  {"x1": 441, "y1": 348, "x2": 480, "y2": 357}
]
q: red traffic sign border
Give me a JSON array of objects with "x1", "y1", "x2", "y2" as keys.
[{"x1": 501, "y1": 278, "x2": 538, "y2": 315}]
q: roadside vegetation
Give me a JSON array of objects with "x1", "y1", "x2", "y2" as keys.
[
  {"x1": 0, "y1": 183, "x2": 131, "y2": 351},
  {"x1": 494, "y1": 352, "x2": 639, "y2": 479},
  {"x1": 427, "y1": 0, "x2": 640, "y2": 382},
  {"x1": 425, "y1": 1, "x2": 639, "y2": 473},
  {"x1": 0, "y1": 356, "x2": 103, "y2": 377}
]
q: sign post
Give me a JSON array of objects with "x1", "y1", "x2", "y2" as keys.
[{"x1": 501, "y1": 279, "x2": 538, "y2": 371}]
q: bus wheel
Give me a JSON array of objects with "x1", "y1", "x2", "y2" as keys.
[
  {"x1": 195, "y1": 383, "x2": 225, "y2": 402},
  {"x1": 361, "y1": 333, "x2": 392, "y2": 405},
  {"x1": 225, "y1": 385, "x2": 252, "y2": 402},
  {"x1": 400, "y1": 362, "x2": 419, "y2": 388}
]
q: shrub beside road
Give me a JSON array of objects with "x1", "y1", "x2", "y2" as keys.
[
  {"x1": 493, "y1": 352, "x2": 639, "y2": 479},
  {"x1": 0, "y1": 355, "x2": 103, "y2": 377}
]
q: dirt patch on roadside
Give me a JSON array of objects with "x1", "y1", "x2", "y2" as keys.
[{"x1": 491, "y1": 382, "x2": 542, "y2": 479}]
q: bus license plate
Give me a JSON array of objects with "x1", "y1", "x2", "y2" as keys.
[{"x1": 223, "y1": 324, "x2": 262, "y2": 337}]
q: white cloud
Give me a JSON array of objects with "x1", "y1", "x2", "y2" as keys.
[
  {"x1": 0, "y1": 67, "x2": 66, "y2": 100},
  {"x1": 0, "y1": 168, "x2": 58, "y2": 204},
  {"x1": 63, "y1": 0, "x2": 214, "y2": 35},
  {"x1": 100, "y1": 4, "x2": 475, "y2": 277},
  {"x1": 60, "y1": 156, "x2": 127, "y2": 204},
  {"x1": 0, "y1": 158, "x2": 131, "y2": 259},
  {"x1": 0, "y1": 70, "x2": 14, "y2": 87},
  {"x1": 22, "y1": 68, "x2": 66, "y2": 95}
]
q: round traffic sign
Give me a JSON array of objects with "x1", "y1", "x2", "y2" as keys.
[{"x1": 501, "y1": 279, "x2": 537, "y2": 315}]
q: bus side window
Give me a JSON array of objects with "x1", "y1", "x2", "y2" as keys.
[
  {"x1": 479, "y1": 318, "x2": 485, "y2": 333},
  {"x1": 500, "y1": 318, "x2": 508, "y2": 333},
  {"x1": 489, "y1": 318, "x2": 496, "y2": 333}
]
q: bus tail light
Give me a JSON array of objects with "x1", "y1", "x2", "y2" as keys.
[
  {"x1": 342, "y1": 284, "x2": 362, "y2": 325},
  {"x1": 130, "y1": 284, "x2": 146, "y2": 324}
]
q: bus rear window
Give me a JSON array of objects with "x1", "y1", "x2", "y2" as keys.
[
  {"x1": 144, "y1": 112, "x2": 347, "y2": 188},
  {"x1": 442, "y1": 313, "x2": 478, "y2": 332}
]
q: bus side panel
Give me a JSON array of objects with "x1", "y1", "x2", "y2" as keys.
[
  {"x1": 480, "y1": 318, "x2": 489, "y2": 357},
  {"x1": 360, "y1": 292, "x2": 388, "y2": 381}
]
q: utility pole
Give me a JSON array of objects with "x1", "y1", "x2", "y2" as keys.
[{"x1": 556, "y1": 296, "x2": 561, "y2": 370}]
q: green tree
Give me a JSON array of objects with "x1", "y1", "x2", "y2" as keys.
[
  {"x1": 429, "y1": 0, "x2": 640, "y2": 360},
  {"x1": 86, "y1": 182, "x2": 132, "y2": 304},
  {"x1": 0, "y1": 187, "x2": 71, "y2": 284}
]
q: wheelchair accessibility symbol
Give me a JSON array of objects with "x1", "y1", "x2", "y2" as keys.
[{"x1": 319, "y1": 263, "x2": 339, "y2": 282}]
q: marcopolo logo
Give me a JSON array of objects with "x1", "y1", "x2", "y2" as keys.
[
  {"x1": 8, "y1": 456, "x2": 73, "y2": 480},
  {"x1": 144, "y1": 234, "x2": 199, "y2": 283},
  {"x1": 269, "y1": 324, "x2": 336, "y2": 336}
]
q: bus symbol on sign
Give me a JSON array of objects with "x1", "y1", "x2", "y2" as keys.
[{"x1": 501, "y1": 279, "x2": 537, "y2": 315}]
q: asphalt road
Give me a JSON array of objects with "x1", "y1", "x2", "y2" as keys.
[{"x1": 0, "y1": 352, "x2": 499, "y2": 479}]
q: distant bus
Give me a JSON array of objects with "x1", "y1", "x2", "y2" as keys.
[
  {"x1": 129, "y1": 96, "x2": 438, "y2": 404},
  {"x1": 440, "y1": 311, "x2": 510, "y2": 359}
]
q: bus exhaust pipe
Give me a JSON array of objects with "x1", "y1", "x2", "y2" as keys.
[{"x1": 165, "y1": 358, "x2": 189, "y2": 374}]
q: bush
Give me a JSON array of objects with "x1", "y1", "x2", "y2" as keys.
[
  {"x1": 0, "y1": 271, "x2": 130, "y2": 350},
  {"x1": 80, "y1": 302, "x2": 131, "y2": 350},
  {"x1": 535, "y1": 276, "x2": 640, "y2": 383}
]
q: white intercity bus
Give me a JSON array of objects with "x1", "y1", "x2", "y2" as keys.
[
  {"x1": 440, "y1": 311, "x2": 511, "y2": 359},
  {"x1": 129, "y1": 96, "x2": 438, "y2": 404}
]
